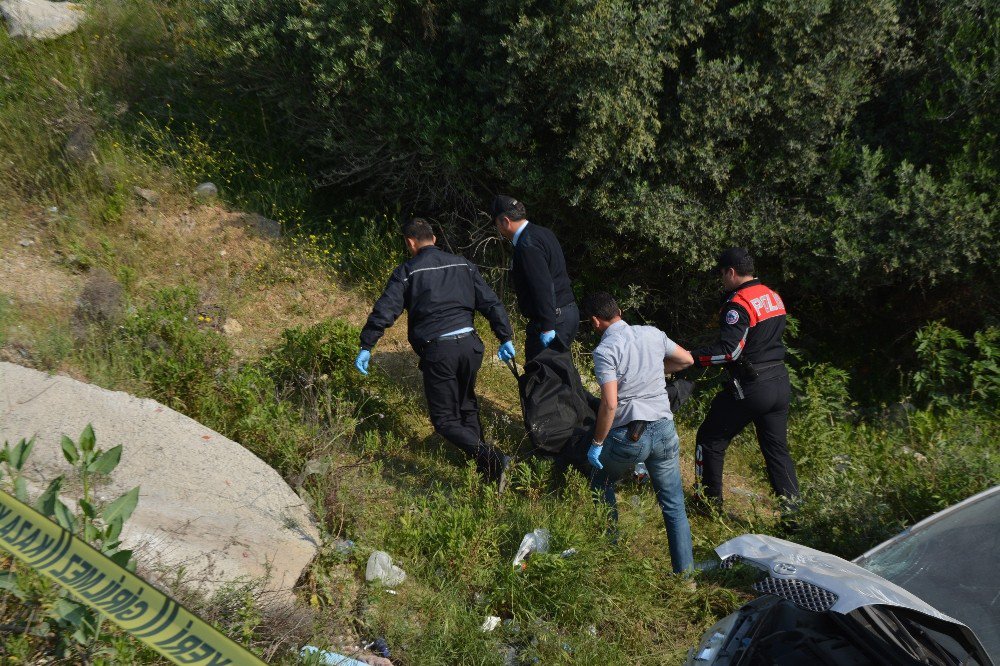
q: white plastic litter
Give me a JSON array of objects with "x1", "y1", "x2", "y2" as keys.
[
  {"x1": 300, "y1": 646, "x2": 369, "y2": 665},
  {"x1": 512, "y1": 528, "x2": 551, "y2": 567},
  {"x1": 559, "y1": 548, "x2": 578, "y2": 558},
  {"x1": 481, "y1": 615, "x2": 502, "y2": 632},
  {"x1": 333, "y1": 538, "x2": 355, "y2": 555},
  {"x1": 366, "y1": 551, "x2": 406, "y2": 587}
]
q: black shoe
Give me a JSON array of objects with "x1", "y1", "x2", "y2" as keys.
[
  {"x1": 497, "y1": 455, "x2": 512, "y2": 494},
  {"x1": 690, "y1": 494, "x2": 724, "y2": 519},
  {"x1": 778, "y1": 515, "x2": 800, "y2": 535},
  {"x1": 777, "y1": 496, "x2": 800, "y2": 535}
]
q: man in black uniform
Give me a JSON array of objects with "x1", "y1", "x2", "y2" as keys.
[
  {"x1": 690, "y1": 248, "x2": 799, "y2": 512},
  {"x1": 354, "y1": 218, "x2": 516, "y2": 482},
  {"x1": 492, "y1": 195, "x2": 578, "y2": 360}
]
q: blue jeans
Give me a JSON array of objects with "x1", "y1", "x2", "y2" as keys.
[{"x1": 591, "y1": 418, "x2": 694, "y2": 573}]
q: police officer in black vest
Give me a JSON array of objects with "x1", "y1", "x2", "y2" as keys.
[
  {"x1": 492, "y1": 196, "x2": 579, "y2": 360},
  {"x1": 354, "y1": 218, "x2": 516, "y2": 483},
  {"x1": 690, "y1": 248, "x2": 800, "y2": 514}
]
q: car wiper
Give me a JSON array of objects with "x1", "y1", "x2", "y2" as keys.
[
  {"x1": 857, "y1": 606, "x2": 961, "y2": 666},
  {"x1": 830, "y1": 610, "x2": 935, "y2": 666},
  {"x1": 895, "y1": 615, "x2": 983, "y2": 666}
]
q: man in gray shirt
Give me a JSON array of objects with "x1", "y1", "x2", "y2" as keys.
[{"x1": 583, "y1": 291, "x2": 694, "y2": 573}]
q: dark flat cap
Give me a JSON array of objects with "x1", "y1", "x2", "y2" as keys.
[{"x1": 490, "y1": 195, "x2": 526, "y2": 220}]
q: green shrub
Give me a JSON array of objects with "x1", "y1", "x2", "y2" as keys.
[
  {"x1": 209, "y1": 363, "x2": 317, "y2": 476},
  {"x1": 328, "y1": 214, "x2": 407, "y2": 296},
  {"x1": 911, "y1": 321, "x2": 1000, "y2": 408},
  {"x1": 262, "y1": 319, "x2": 362, "y2": 402},
  {"x1": 112, "y1": 286, "x2": 231, "y2": 415},
  {"x1": 202, "y1": 0, "x2": 998, "y2": 351},
  {"x1": 792, "y1": 406, "x2": 998, "y2": 557},
  {"x1": 971, "y1": 328, "x2": 1000, "y2": 403},
  {"x1": 789, "y1": 363, "x2": 855, "y2": 477},
  {"x1": 912, "y1": 321, "x2": 971, "y2": 406}
]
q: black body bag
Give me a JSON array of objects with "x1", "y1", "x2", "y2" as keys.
[
  {"x1": 504, "y1": 341, "x2": 695, "y2": 455},
  {"x1": 504, "y1": 341, "x2": 595, "y2": 454}
]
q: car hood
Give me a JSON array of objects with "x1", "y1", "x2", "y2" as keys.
[{"x1": 716, "y1": 534, "x2": 965, "y2": 623}]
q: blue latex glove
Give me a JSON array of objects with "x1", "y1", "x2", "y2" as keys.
[
  {"x1": 540, "y1": 330, "x2": 557, "y2": 348},
  {"x1": 497, "y1": 340, "x2": 516, "y2": 361},
  {"x1": 354, "y1": 349, "x2": 371, "y2": 375},
  {"x1": 588, "y1": 443, "x2": 604, "y2": 470}
]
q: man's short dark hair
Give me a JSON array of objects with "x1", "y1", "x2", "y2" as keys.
[
  {"x1": 490, "y1": 195, "x2": 527, "y2": 222},
  {"x1": 582, "y1": 291, "x2": 620, "y2": 321},
  {"x1": 716, "y1": 247, "x2": 755, "y2": 277},
  {"x1": 401, "y1": 217, "x2": 435, "y2": 242}
]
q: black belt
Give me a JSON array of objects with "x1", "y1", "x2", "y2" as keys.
[
  {"x1": 727, "y1": 362, "x2": 785, "y2": 397},
  {"x1": 555, "y1": 302, "x2": 576, "y2": 317}
]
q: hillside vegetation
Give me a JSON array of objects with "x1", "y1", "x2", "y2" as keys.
[
  {"x1": 206, "y1": 0, "x2": 999, "y2": 372},
  {"x1": 1, "y1": 1, "x2": 998, "y2": 664}
]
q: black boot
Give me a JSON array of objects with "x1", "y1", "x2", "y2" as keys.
[{"x1": 690, "y1": 493, "x2": 724, "y2": 518}]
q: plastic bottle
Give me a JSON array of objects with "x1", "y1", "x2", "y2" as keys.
[
  {"x1": 300, "y1": 646, "x2": 368, "y2": 665},
  {"x1": 634, "y1": 462, "x2": 649, "y2": 482}
]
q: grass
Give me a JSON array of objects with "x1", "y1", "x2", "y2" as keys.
[{"x1": 1, "y1": 2, "x2": 998, "y2": 664}]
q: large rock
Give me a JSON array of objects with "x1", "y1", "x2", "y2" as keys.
[
  {"x1": 72, "y1": 268, "x2": 124, "y2": 334},
  {"x1": 1, "y1": 0, "x2": 85, "y2": 40},
  {"x1": 245, "y1": 212, "x2": 282, "y2": 239},
  {"x1": 63, "y1": 123, "x2": 95, "y2": 164},
  {"x1": 0, "y1": 362, "x2": 319, "y2": 602},
  {"x1": 193, "y1": 182, "x2": 218, "y2": 199}
]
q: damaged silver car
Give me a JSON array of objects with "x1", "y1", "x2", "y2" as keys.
[{"x1": 686, "y1": 485, "x2": 999, "y2": 665}]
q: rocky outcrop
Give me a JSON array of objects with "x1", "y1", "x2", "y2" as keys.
[
  {"x1": 0, "y1": 362, "x2": 319, "y2": 602},
  {"x1": 1, "y1": 0, "x2": 85, "y2": 40}
]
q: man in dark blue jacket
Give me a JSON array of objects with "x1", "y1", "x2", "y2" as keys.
[
  {"x1": 492, "y1": 196, "x2": 578, "y2": 360},
  {"x1": 354, "y1": 218, "x2": 516, "y2": 482}
]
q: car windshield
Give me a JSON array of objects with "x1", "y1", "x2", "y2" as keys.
[{"x1": 857, "y1": 489, "x2": 1000, "y2": 661}]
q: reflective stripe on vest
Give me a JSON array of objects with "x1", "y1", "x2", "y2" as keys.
[{"x1": 728, "y1": 283, "x2": 786, "y2": 326}]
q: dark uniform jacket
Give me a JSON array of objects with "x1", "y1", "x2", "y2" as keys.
[
  {"x1": 692, "y1": 279, "x2": 787, "y2": 368},
  {"x1": 510, "y1": 223, "x2": 575, "y2": 331},
  {"x1": 360, "y1": 245, "x2": 512, "y2": 355}
]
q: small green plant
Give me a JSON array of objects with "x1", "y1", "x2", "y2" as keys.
[
  {"x1": 55, "y1": 424, "x2": 140, "y2": 564},
  {"x1": 97, "y1": 182, "x2": 130, "y2": 226},
  {"x1": 0, "y1": 425, "x2": 140, "y2": 661},
  {"x1": 970, "y1": 328, "x2": 1000, "y2": 404},
  {"x1": 912, "y1": 321, "x2": 970, "y2": 407},
  {"x1": 325, "y1": 214, "x2": 406, "y2": 295},
  {"x1": 112, "y1": 286, "x2": 231, "y2": 415},
  {"x1": 263, "y1": 318, "x2": 363, "y2": 400},
  {"x1": 911, "y1": 322, "x2": 1000, "y2": 409},
  {"x1": 0, "y1": 294, "x2": 12, "y2": 346}
]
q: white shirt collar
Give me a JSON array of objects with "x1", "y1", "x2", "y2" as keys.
[{"x1": 511, "y1": 220, "x2": 530, "y2": 246}]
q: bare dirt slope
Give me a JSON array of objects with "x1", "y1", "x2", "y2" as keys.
[
  {"x1": 1, "y1": 197, "x2": 407, "y2": 357},
  {"x1": 0, "y1": 193, "x2": 772, "y2": 527}
]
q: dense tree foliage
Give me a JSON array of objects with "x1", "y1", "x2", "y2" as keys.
[{"x1": 205, "y1": 0, "x2": 998, "y2": 359}]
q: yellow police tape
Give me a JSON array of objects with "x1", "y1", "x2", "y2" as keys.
[{"x1": 0, "y1": 490, "x2": 267, "y2": 666}]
